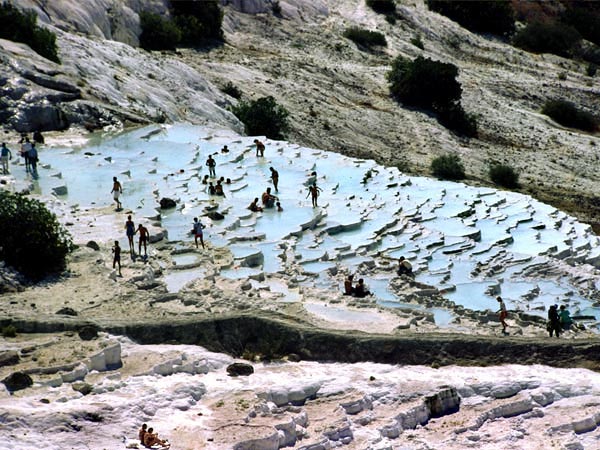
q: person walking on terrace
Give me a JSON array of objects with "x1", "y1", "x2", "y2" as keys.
[{"x1": 497, "y1": 296, "x2": 508, "y2": 335}]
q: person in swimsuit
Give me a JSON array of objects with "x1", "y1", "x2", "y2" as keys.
[
  {"x1": 111, "y1": 177, "x2": 122, "y2": 210},
  {"x1": 136, "y1": 224, "x2": 149, "y2": 258},
  {"x1": 138, "y1": 424, "x2": 148, "y2": 444},
  {"x1": 112, "y1": 241, "x2": 121, "y2": 276},
  {"x1": 143, "y1": 427, "x2": 169, "y2": 448},
  {"x1": 254, "y1": 139, "x2": 265, "y2": 157},
  {"x1": 206, "y1": 155, "x2": 216, "y2": 177},
  {"x1": 270, "y1": 167, "x2": 279, "y2": 192},
  {"x1": 125, "y1": 215, "x2": 135, "y2": 257},
  {"x1": 306, "y1": 183, "x2": 322, "y2": 207},
  {"x1": 248, "y1": 198, "x2": 263, "y2": 212}
]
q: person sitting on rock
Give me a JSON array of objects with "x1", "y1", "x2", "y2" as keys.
[
  {"x1": 248, "y1": 198, "x2": 263, "y2": 212},
  {"x1": 343, "y1": 274, "x2": 355, "y2": 295},
  {"x1": 397, "y1": 256, "x2": 413, "y2": 276},
  {"x1": 139, "y1": 423, "x2": 148, "y2": 444},
  {"x1": 261, "y1": 187, "x2": 277, "y2": 208},
  {"x1": 143, "y1": 427, "x2": 169, "y2": 449},
  {"x1": 354, "y1": 278, "x2": 372, "y2": 298}
]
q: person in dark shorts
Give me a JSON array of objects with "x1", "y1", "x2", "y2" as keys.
[
  {"x1": 136, "y1": 223, "x2": 149, "y2": 258},
  {"x1": 112, "y1": 241, "x2": 122, "y2": 276}
]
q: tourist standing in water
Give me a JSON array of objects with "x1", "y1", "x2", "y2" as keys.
[
  {"x1": 270, "y1": 167, "x2": 279, "y2": 192},
  {"x1": 28, "y1": 143, "x2": 38, "y2": 177},
  {"x1": 306, "y1": 183, "x2": 322, "y2": 207},
  {"x1": 20, "y1": 136, "x2": 32, "y2": 173},
  {"x1": 206, "y1": 155, "x2": 216, "y2": 178},
  {"x1": 254, "y1": 139, "x2": 265, "y2": 157},
  {"x1": 125, "y1": 215, "x2": 135, "y2": 257},
  {"x1": 111, "y1": 177, "x2": 123, "y2": 210},
  {"x1": 0, "y1": 143, "x2": 12, "y2": 174}
]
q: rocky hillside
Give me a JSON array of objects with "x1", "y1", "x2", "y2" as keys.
[{"x1": 2, "y1": 0, "x2": 600, "y2": 227}]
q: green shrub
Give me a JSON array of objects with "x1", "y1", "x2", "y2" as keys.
[
  {"x1": 231, "y1": 96, "x2": 290, "y2": 139},
  {"x1": 0, "y1": 2, "x2": 59, "y2": 63},
  {"x1": 385, "y1": 14, "x2": 397, "y2": 25},
  {"x1": 431, "y1": 154, "x2": 465, "y2": 180},
  {"x1": 426, "y1": 0, "x2": 515, "y2": 36},
  {"x1": 542, "y1": 99, "x2": 598, "y2": 132},
  {"x1": 343, "y1": 27, "x2": 387, "y2": 49},
  {"x1": 513, "y1": 21, "x2": 581, "y2": 57},
  {"x1": 436, "y1": 102, "x2": 477, "y2": 137},
  {"x1": 366, "y1": 0, "x2": 396, "y2": 14},
  {"x1": 562, "y1": 6, "x2": 600, "y2": 47},
  {"x1": 387, "y1": 56, "x2": 462, "y2": 109},
  {"x1": 2, "y1": 325, "x2": 16, "y2": 338},
  {"x1": 489, "y1": 163, "x2": 519, "y2": 188},
  {"x1": 410, "y1": 34, "x2": 424, "y2": 50},
  {"x1": 0, "y1": 191, "x2": 73, "y2": 280},
  {"x1": 222, "y1": 82, "x2": 242, "y2": 99},
  {"x1": 139, "y1": 11, "x2": 181, "y2": 51},
  {"x1": 171, "y1": 0, "x2": 223, "y2": 43}
]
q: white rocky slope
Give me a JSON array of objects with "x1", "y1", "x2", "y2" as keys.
[
  {"x1": 4, "y1": 0, "x2": 600, "y2": 224},
  {"x1": 2, "y1": 333, "x2": 600, "y2": 450}
]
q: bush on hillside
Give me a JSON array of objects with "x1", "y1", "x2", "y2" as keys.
[
  {"x1": 436, "y1": 102, "x2": 477, "y2": 137},
  {"x1": 139, "y1": 11, "x2": 181, "y2": 51},
  {"x1": 0, "y1": 2, "x2": 59, "y2": 63},
  {"x1": 0, "y1": 191, "x2": 73, "y2": 280},
  {"x1": 431, "y1": 154, "x2": 465, "y2": 181},
  {"x1": 562, "y1": 6, "x2": 600, "y2": 48},
  {"x1": 343, "y1": 27, "x2": 387, "y2": 49},
  {"x1": 489, "y1": 163, "x2": 519, "y2": 188},
  {"x1": 171, "y1": 0, "x2": 223, "y2": 43},
  {"x1": 541, "y1": 99, "x2": 598, "y2": 132},
  {"x1": 222, "y1": 82, "x2": 242, "y2": 99},
  {"x1": 231, "y1": 96, "x2": 290, "y2": 140},
  {"x1": 426, "y1": 0, "x2": 515, "y2": 36},
  {"x1": 387, "y1": 56, "x2": 462, "y2": 109},
  {"x1": 366, "y1": 0, "x2": 396, "y2": 14},
  {"x1": 513, "y1": 21, "x2": 581, "y2": 57}
]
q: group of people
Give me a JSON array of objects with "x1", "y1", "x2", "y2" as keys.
[
  {"x1": 343, "y1": 274, "x2": 372, "y2": 298},
  {"x1": 112, "y1": 215, "x2": 150, "y2": 275},
  {"x1": 497, "y1": 296, "x2": 574, "y2": 337},
  {"x1": 547, "y1": 304, "x2": 573, "y2": 338},
  {"x1": 138, "y1": 424, "x2": 169, "y2": 449},
  {"x1": 0, "y1": 133, "x2": 43, "y2": 176}
]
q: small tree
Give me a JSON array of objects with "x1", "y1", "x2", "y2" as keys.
[
  {"x1": 0, "y1": 2, "x2": 59, "y2": 63},
  {"x1": 0, "y1": 191, "x2": 73, "y2": 280},
  {"x1": 388, "y1": 56, "x2": 462, "y2": 109},
  {"x1": 489, "y1": 163, "x2": 519, "y2": 188},
  {"x1": 513, "y1": 21, "x2": 581, "y2": 57},
  {"x1": 139, "y1": 11, "x2": 181, "y2": 51},
  {"x1": 426, "y1": 0, "x2": 515, "y2": 36},
  {"x1": 431, "y1": 154, "x2": 465, "y2": 180},
  {"x1": 343, "y1": 27, "x2": 387, "y2": 49},
  {"x1": 541, "y1": 99, "x2": 598, "y2": 132},
  {"x1": 231, "y1": 96, "x2": 290, "y2": 139}
]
